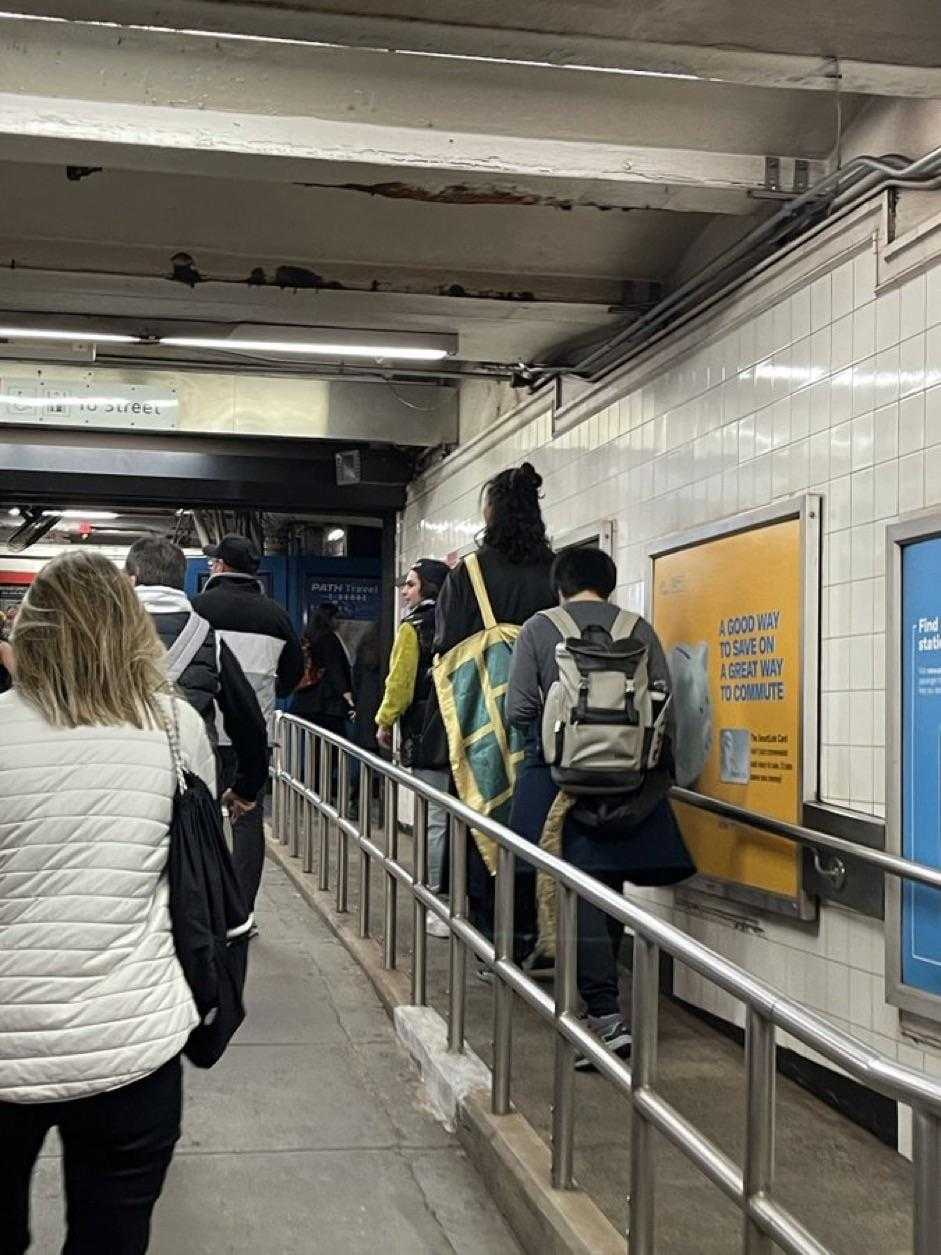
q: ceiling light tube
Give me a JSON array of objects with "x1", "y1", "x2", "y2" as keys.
[
  {"x1": 326, "y1": 528, "x2": 345, "y2": 542},
  {"x1": 0, "y1": 326, "x2": 140, "y2": 344},
  {"x1": 159, "y1": 336, "x2": 450, "y2": 361},
  {"x1": 42, "y1": 510, "x2": 120, "y2": 520}
]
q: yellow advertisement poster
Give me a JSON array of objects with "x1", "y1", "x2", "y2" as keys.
[{"x1": 652, "y1": 517, "x2": 804, "y2": 903}]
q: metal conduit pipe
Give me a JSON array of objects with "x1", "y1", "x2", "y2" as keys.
[
  {"x1": 565, "y1": 147, "x2": 941, "y2": 382},
  {"x1": 828, "y1": 144, "x2": 941, "y2": 212}
]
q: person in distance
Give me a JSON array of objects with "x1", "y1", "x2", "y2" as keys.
[
  {"x1": 193, "y1": 534, "x2": 304, "y2": 917},
  {"x1": 375, "y1": 557, "x2": 452, "y2": 938},
  {"x1": 126, "y1": 536, "x2": 268, "y2": 826}
]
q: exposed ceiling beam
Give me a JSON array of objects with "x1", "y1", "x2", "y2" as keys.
[
  {"x1": 0, "y1": 93, "x2": 827, "y2": 207},
  {"x1": 4, "y1": 2, "x2": 941, "y2": 98}
]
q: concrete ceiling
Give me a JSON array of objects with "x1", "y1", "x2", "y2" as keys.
[{"x1": 0, "y1": 3, "x2": 938, "y2": 380}]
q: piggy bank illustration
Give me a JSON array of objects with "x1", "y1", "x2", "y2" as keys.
[{"x1": 669, "y1": 642, "x2": 714, "y2": 787}]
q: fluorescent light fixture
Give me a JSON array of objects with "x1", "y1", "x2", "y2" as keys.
[
  {"x1": 160, "y1": 335, "x2": 450, "y2": 361},
  {"x1": 0, "y1": 326, "x2": 140, "y2": 344},
  {"x1": 326, "y1": 528, "x2": 345, "y2": 543},
  {"x1": 42, "y1": 510, "x2": 119, "y2": 521},
  {"x1": 7, "y1": 507, "x2": 20, "y2": 518}
]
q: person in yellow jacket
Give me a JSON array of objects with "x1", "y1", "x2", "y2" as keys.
[{"x1": 376, "y1": 558, "x2": 451, "y2": 938}]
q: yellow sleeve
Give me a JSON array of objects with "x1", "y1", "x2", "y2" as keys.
[{"x1": 376, "y1": 623, "x2": 420, "y2": 728}]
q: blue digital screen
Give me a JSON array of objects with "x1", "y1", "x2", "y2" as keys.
[{"x1": 901, "y1": 536, "x2": 941, "y2": 995}]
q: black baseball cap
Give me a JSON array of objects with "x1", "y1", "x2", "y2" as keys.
[{"x1": 203, "y1": 533, "x2": 260, "y2": 574}]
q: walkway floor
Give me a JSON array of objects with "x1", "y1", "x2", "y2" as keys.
[{"x1": 28, "y1": 865, "x2": 522, "y2": 1255}]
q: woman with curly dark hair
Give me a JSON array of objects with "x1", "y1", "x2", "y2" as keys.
[
  {"x1": 433, "y1": 463, "x2": 555, "y2": 659},
  {"x1": 429, "y1": 463, "x2": 555, "y2": 954}
]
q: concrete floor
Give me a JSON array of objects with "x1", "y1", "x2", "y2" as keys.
[
  {"x1": 26, "y1": 866, "x2": 521, "y2": 1255},
  {"x1": 278, "y1": 815, "x2": 914, "y2": 1255}
]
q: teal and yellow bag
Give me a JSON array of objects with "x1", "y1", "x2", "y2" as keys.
[{"x1": 432, "y1": 553, "x2": 525, "y2": 874}]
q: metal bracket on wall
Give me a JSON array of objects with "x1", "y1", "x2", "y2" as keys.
[{"x1": 802, "y1": 802, "x2": 885, "y2": 919}]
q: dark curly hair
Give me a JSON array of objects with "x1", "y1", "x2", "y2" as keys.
[{"x1": 479, "y1": 462, "x2": 553, "y2": 565}]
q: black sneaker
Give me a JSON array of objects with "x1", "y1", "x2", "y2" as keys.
[{"x1": 574, "y1": 1019, "x2": 632, "y2": 1071}]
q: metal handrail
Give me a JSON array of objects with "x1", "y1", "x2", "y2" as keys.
[
  {"x1": 271, "y1": 712, "x2": 941, "y2": 1254},
  {"x1": 669, "y1": 786, "x2": 941, "y2": 894}
]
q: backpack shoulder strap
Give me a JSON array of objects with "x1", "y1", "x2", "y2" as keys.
[
  {"x1": 610, "y1": 609, "x2": 641, "y2": 642},
  {"x1": 166, "y1": 612, "x2": 212, "y2": 684},
  {"x1": 539, "y1": 606, "x2": 581, "y2": 641},
  {"x1": 464, "y1": 553, "x2": 497, "y2": 630}
]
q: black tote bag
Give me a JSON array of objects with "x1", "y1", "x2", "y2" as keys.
[{"x1": 165, "y1": 698, "x2": 251, "y2": 1068}]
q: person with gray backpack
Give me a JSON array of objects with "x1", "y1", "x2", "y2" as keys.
[
  {"x1": 126, "y1": 538, "x2": 269, "y2": 834},
  {"x1": 506, "y1": 547, "x2": 694, "y2": 1069}
]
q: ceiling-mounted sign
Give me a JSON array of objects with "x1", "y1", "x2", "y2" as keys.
[
  {"x1": 648, "y1": 496, "x2": 821, "y2": 919},
  {"x1": 0, "y1": 377, "x2": 179, "y2": 431}
]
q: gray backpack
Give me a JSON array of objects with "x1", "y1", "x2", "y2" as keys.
[{"x1": 540, "y1": 607, "x2": 671, "y2": 796}]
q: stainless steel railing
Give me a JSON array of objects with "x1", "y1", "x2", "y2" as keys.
[{"x1": 271, "y1": 712, "x2": 941, "y2": 1254}]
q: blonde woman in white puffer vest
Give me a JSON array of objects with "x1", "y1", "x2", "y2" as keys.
[{"x1": 0, "y1": 549, "x2": 215, "y2": 1255}]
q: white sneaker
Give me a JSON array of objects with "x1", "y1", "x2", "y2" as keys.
[{"x1": 425, "y1": 912, "x2": 451, "y2": 939}]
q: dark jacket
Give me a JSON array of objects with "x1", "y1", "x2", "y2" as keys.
[
  {"x1": 399, "y1": 598, "x2": 437, "y2": 768},
  {"x1": 421, "y1": 545, "x2": 556, "y2": 766},
  {"x1": 291, "y1": 629, "x2": 353, "y2": 724},
  {"x1": 432, "y1": 546, "x2": 555, "y2": 656},
  {"x1": 193, "y1": 572, "x2": 304, "y2": 744},
  {"x1": 352, "y1": 627, "x2": 382, "y2": 754},
  {"x1": 137, "y1": 585, "x2": 269, "y2": 801}
]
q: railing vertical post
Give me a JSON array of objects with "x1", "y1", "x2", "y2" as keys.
[
  {"x1": 551, "y1": 882, "x2": 578, "y2": 1188},
  {"x1": 492, "y1": 844, "x2": 515, "y2": 1116},
  {"x1": 303, "y1": 734, "x2": 316, "y2": 874},
  {"x1": 913, "y1": 1108, "x2": 941, "y2": 1255},
  {"x1": 411, "y1": 795, "x2": 429, "y2": 1007},
  {"x1": 280, "y1": 719, "x2": 292, "y2": 847},
  {"x1": 288, "y1": 725, "x2": 302, "y2": 858},
  {"x1": 448, "y1": 818, "x2": 468, "y2": 1052},
  {"x1": 743, "y1": 1008, "x2": 776, "y2": 1254},
  {"x1": 629, "y1": 934, "x2": 659, "y2": 1254},
  {"x1": 272, "y1": 713, "x2": 282, "y2": 842},
  {"x1": 336, "y1": 751, "x2": 350, "y2": 913},
  {"x1": 358, "y1": 765, "x2": 372, "y2": 939},
  {"x1": 317, "y1": 739, "x2": 330, "y2": 892},
  {"x1": 383, "y1": 776, "x2": 399, "y2": 969}
]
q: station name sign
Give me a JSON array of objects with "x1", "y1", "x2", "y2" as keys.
[{"x1": 0, "y1": 377, "x2": 179, "y2": 431}]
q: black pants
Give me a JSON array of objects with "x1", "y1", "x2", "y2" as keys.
[
  {"x1": 219, "y1": 745, "x2": 269, "y2": 912},
  {"x1": 0, "y1": 1054, "x2": 182, "y2": 1255},
  {"x1": 466, "y1": 837, "x2": 537, "y2": 963},
  {"x1": 578, "y1": 870, "x2": 629, "y2": 1020}
]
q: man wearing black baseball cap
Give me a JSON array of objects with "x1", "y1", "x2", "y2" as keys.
[
  {"x1": 202, "y1": 534, "x2": 260, "y2": 575},
  {"x1": 194, "y1": 534, "x2": 304, "y2": 916}
]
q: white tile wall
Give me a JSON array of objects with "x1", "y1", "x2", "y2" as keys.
[{"x1": 402, "y1": 239, "x2": 941, "y2": 1118}]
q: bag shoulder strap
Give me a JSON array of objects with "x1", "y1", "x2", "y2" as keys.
[
  {"x1": 610, "y1": 609, "x2": 641, "y2": 643},
  {"x1": 163, "y1": 694, "x2": 188, "y2": 796},
  {"x1": 539, "y1": 606, "x2": 581, "y2": 642},
  {"x1": 165, "y1": 612, "x2": 211, "y2": 684},
  {"x1": 464, "y1": 552, "x2": 497, "y2": 631}
]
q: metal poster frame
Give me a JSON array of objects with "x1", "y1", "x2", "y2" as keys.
[
  {"x1": 886, "y1": 508, "x2": 941, "y2": 1021},
  {"x1": 646, "y1": 495, "x2": 821, "y2": 919},
  {"x1": 554, "y1": 518, "x2": 617, "y2": 556}
]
